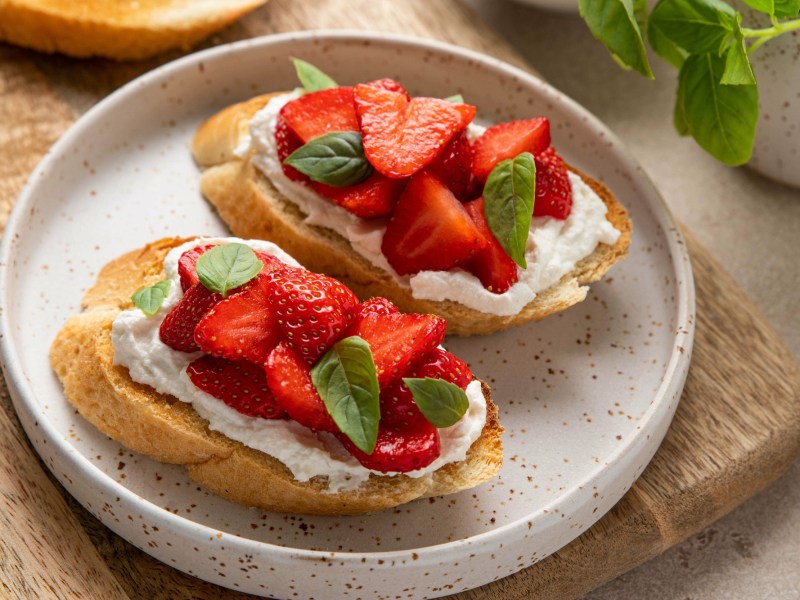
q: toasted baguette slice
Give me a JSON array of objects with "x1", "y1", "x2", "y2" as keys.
[
  {"x1": 192, "y1": 93, "x2": 632, "y2": 336},
  {"x1": 0, "y1": 0, "x2": 267, "y2": 60},
  {"x1": 50, "y1": 237, "x2": 503, "y2": 515}
]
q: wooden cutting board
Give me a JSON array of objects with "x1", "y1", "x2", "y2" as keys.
[{"x1": 0, "y1": 1, "x2": 798, "y2": 598}]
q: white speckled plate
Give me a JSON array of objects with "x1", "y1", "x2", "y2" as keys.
[{"x1": 0, "y1": 32, "x2": 694, "y2": 599}]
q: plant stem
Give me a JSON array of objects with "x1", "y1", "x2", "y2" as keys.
[{"x1": 742, "y1": 17, "x2": 800, "y2": 55}]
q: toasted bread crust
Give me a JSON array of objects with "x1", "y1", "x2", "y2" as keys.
[
  {"x1": 50, "y1": 238, "x2": 503, "y2": 515},
  {"x1": 192, "y1": 94, "x2": 632, "y2": 336},
  {"x1": 0, "y1": 0, "x2": 267, "y2": 60}
]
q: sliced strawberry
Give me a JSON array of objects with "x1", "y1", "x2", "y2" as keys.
[
  {"x1": 265, "y1": 342, "x2": 338, "y2": 432},
  {"x1": 533, "y1": 147, "x2": 573, "y2": 220},
  {"x1": 337, "y1": 418, "x2": 440, "y2": 473},
  {"x1": 159, "y1": 283, "x2": 221, "y2": 353},
  {"x1": 310, "y1": 171, "x2": 405, "y2": 219},
  {"x1": 178, "y1": 244, "x2": 217, "y2": 291},
  {"x1": 354, "y1": 80, "x2": 476, "y2": 178},
  {"x1": 379, "y1": 379, "x2": 425, "y2": 428},
  {"x1": 372, "y1": 78, "x2": 410, "y2": 98},
  {"x1": 275, "y1": 115, "x2": 308, "y2": 182},
  {"x1": 353, "y1": 297, "x2": 398, "y2": 320},
  {"x1": 427, "y1": 132, "x2": 472, "y2": 201},
  {"x1": 346, "y1": 312, "x2": 446, "y2": 387},
  {"x1": 265, "y1": 267, "x2": 359, "y2": 364},
  {"x1": 463, "y1": 197, "x2": 520, "y2": 294},
  {"x1": 471, "y1": 117, "x2": 551, "y2": 183},
  {"x1": 411, "y1": 347, "x2": 473, "y2": 390},
  {"x1": 381, "y1": 171, "x2": 489, "y2": 275},
  {"x1": 279, "y1": 87, "x2": 358, "y2": 143},
  {"x1": 194, "y1": 274, "x2": 283, "y2": 365},
  {"x1": 187, "y1": 355, "x2": 285, "y2": 419}
]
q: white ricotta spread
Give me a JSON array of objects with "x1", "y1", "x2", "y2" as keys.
[
  {"x1": 111, "y1": 237, "x2": 487, "y2": 492},
  {"x1": 246, "y1": 92, "x2": 621, "y2": 317}
]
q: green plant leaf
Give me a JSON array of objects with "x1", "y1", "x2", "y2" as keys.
[
  {"x1": 673, "y1": 68, "x2": 690, "y2": 136},
  {"x1": 403, "y1": 378, "x2": 469, "y2": 428},
  {"x1": 774, "y1": 0, "x2": 800, "y2": 17},
  {"x1": 311, "y1": 336, "x2": 380, "y2": 454},
  {"x1": 741, "y1": 0, "x2": 774, "y2": 13},
  {"x1": 721, "y1": 22, "x2": 757, "y2": 85},
  {"x1": 650, "y1": 0, "x2": 737, "y2": 55},
  {"x1": 291, "y1": 57, "x2": 337, "y2": 93},
  {"x1": 445, "y1": 93, "x2": 464, "y2": 103},
  {"x1": 284, "y1": 131, "x2": 373, "y2": 187},
  {"x1": 579, "y1": 0, "x2": 654, "y2": 78},
  {"x1": 648, "y1": 17, "x2": 689, "y2": 68},
  {"x1": 196, "y1": 243, "x2": 263, "y2": 298},
  {"x1": 678, "y1": 52, "x2": 758, "y2": 165},
  {"x1": 483, "y1": 152, "x2": 536, "y2": 269},
  {"x1": 131, "y1": 279, "x2": 171, "y2": 317}
]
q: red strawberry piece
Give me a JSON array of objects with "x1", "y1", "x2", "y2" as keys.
[
  {"x1": 159, "y1": 283, "x2": 221, "y2": 353},
  {"x1": 337, "y1": 418, "x2": 440, "y2": 473},
  {"x1": 310, "y1": 171, "x2": 405, "y2": 219},
  {"x1": 187, "y1": 355, "x2": 286, "y2": 419},
  {"x1": 178, "y1": 244, "x2": 217, "y2": 291},
  {"x1": 463, "y1": 197, "x2": 520, "y2": 294},
  {"x1": 427, "y1": 132, "x2": 472, "y2": 201},
  {"x1": 265, "y1": 267, "x2": 359, "y2": 364},
  {"x1": 353, "y1": 297, "x2": 398, "y2": 321},
  {"x1": 194, "y1": 274, "x2": 283, "y2": 365},
  {"x1": 354, "y1": 80, "x2": 476, "y2": 178},
  {"x1": 410, "y1": 347, "x2": 473, "y2": 390},
  {"x1": 265, "y1": 342, "x2": 338, "y2": 432},
  {"x1": 533, "y1": 147, "x2": 573, "y2": 220},
  {"x1": 379, "y1": 378, "x2": 425, "y2": 428},
  {"x1": 346, "y1": 312, "x2": 446, "y2": 387},
  {"x1": 471, "y1": 117, "x2": 551, "y2": 183},
  {"x1": 381, "y1": 171, "x2": 489, "y2": 276},
  {"x1": 372, "y1": 78, "x2": 410, "y2": 98},
  {"x1": 279, "y1": 87, "x2": 359, "y2": 143},
  {"x1": 275, "y1": 115, "x2": 308, "y2": 182}
]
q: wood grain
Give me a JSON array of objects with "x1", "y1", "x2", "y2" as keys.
[{"x1": 0, "y1": 0, "x2": 798, "y2": 598}]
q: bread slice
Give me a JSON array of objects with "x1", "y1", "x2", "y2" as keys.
[
  {"x1": 50, "y1": 237, "x2": 503, "y2": 515},
  {"x1": 0, "y1": 0, "x2": 267, "y2": 60},
  {"x1": 192, "y1": 94, "x2": 633, "y2": 336}
]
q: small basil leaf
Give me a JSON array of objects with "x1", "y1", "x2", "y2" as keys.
[
  {"x1": 445, "y1": 94, "x2": 464, "y2": 103},
  {"x1": 774, "y1": 0, "x2": 800, "y2": 17},
  {"x1": 403, "y1": 378, "x2": 469, "y2": 428},
  {"x1": 196, "y1": 243, "x2": 263, "y2": 298},
  {"x1": 721, "y1": 23, "x2": 757, "y2": 85},
  {"x1": 290, "y1": 57, "x2": 337, "y2": 93},
  {"x1": 673, "y1": 67, "x2": 690, "y2": 136},
  {"x1": 648, "y1": 17, "x2": 689, "y2": 68},
  {"x1": 131, "y1": 279, "x2": 171, "y2": 317},
  {"x1": 579, "y1": 0, "x2": 654, "y2": 78},
  {"x1": 650, "y1": 0, "x2": 737, "y2": 55},
  {"x1": 679, "y1": 52, "x2": 758, "y2": 165},
  {"x1": 741, "y1": 0, "x2": 774, "y2": 13},
  {"x1": 284, "y1": 131, "x2": 373, "y2": 187},
  {"x1": 483, "y1": 152, "x2": 536, "y2": 269},
  {"x1": 311, "y1": 336, "x2": 380, "y2": 454}
]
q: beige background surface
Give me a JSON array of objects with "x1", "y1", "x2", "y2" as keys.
[{"x1": 465, "y1": 1, "x2": 800, "y2": 598}]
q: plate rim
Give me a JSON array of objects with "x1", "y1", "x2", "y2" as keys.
[{"x1": 0, "y1": 29, "x2": 695, "y2": 565}]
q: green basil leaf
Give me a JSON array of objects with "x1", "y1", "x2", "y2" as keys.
[
  {"x1": 774, "y1": 0, "x2": 800, "y2": 17},
  {"x1": 741, "y1": 0, "x2": 774, "y2": 13},
  {"x1": 483, "y1": 152, "x2": 535, "y2": 269},
  {"x1": 291, "y1": 57, "x2": 337, "y2": 93},
  {"x1": 403, "y1": 378, "x2": 469, "y2": 428},
  {"x1": 196, "y1": 243, "x2": 263, "y2": 298},
  {"x1": 284, "y1": 131, "x2": 373, "y2": 187},
  {"x1": 311, "y1": 336, "x2": 380, "y2": 454},
  {"x1": 579, "y1": 0, "x2": 654, "y2": 78},
  {"x1": 650, "y1": 0, "x2": 737, "y2": 55},
  {"x1": 721, "y1": 22, "x2": 757, "y2": 85},
  {"x1": 673, "y1": 67, "x2": 690, "y2": 136},
  {"x1": 648, "y1": 17, "x2": 689, "y2": 68},
  {"x1": 131, "y1": 279, "x2": 171, "y2": 317},
  {"x1": 445, "y1": 94, "x2": 465, "y2": 103},
  {"x1": 679, "y1": 53, "x2": 758, "y2": 165}
]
